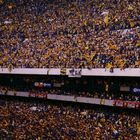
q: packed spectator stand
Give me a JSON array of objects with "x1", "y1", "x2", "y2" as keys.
[
  {"x1": 0, "y1": 0, "x2": 140, "y2": 69},
  {"x1": 0, "y1": 0, "x2": 140, "y2": 139},
  {"x1": 0, "y1": 98, "x2": 139, "y2": 140}
]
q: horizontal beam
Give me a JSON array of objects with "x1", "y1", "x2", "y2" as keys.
[{"x1": 0, "y1": 68, "x2": 140, "y2": 77}]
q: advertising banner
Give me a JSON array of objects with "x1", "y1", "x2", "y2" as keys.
[
  {"x1": 36, "y1": 92, "x2": 47, "y2": 99},
  {"x1": 114, "y1": 100, "x2": 140, "y2": 109},
  {"x1": 113, "y1": 100, "x2": 124, "y2": 107},
  {"x1": 131, "y1": 87, "x2": 140, "y2": 95},
  {"x1": 68, "y1": 69, "x2": 82, "y2": 77},
  {"x1": 120, "y1": 86, "x2": 130, "y2": 92},
  {"x1": 34, "y1": 82, "x2": 52, "y2": 88}
]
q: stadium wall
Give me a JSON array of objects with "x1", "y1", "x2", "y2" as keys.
[
  {"x1": 0, "y1": 91, "x2": 139, "y2": 109},
  {"x1": 0, "y1": 68, "x2": 140, "y2": 77}
]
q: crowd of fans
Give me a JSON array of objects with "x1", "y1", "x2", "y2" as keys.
[
  {"x1": 0, "y1": 99, "x2": 139, "y2": 140},
  {"x1": 0, "y1": 0, "x2": 140, "y2": 69}
]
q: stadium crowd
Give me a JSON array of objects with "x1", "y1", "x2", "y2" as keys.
[
  {"x1": 0, "y1": 0, "x2": 140, "y2": 69},
  {"x1": 0, "y1": 99, "x2": 139, "y2": 140}
]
